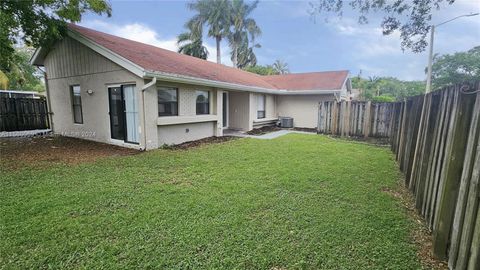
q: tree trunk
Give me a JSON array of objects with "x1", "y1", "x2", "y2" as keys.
[
  {"x1": 216, "y1": 36, "x2": 221, "y2": 64},
  {"x1": 233, "y1": 45, "x2": 238, "y2": 68}
]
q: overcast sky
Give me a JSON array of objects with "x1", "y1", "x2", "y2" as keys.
[{"x1": 80, "y1": 0, "x2": 480, "y2": 81}]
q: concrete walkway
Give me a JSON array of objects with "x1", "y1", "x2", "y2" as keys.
[{"x1": 224, "y1": 129, "x2": 316, "y2": 140}]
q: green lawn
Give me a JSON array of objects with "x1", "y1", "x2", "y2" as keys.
[{"x1": 1, "y1": 134, "x2": 420, "y2": 269}]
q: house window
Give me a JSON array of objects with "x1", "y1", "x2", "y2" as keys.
[
  {"x1": 257, "y1": 94, "x2": 266, "y2": 119},
  {"x1": 158, "y1": 87, "x2": 178, "y2": 116},
  {"x1": 196, "y1": 90, "x2": 210, "y2": 115},
  {"x1": 71, "y1": 85, "x2": 83, "y2": 124}
]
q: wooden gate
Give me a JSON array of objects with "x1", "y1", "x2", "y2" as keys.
[{"x1": 0, "y1": 97, "x2": 50, "y2": 132}]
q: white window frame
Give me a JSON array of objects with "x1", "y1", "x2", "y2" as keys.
[{"x1": 257, "y1": 94, "x2": 266, "y2": 119}]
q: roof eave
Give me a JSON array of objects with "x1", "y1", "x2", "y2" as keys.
[
  {"x1": 144, "y1": 71, "x2": 341, "y2": 95},
  {"x1": 30, "y1": 47, "x2": 48, "y2": 66}
]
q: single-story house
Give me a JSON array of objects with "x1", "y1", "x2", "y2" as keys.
[{"x1": 31, "y1": 24, "x2": 351, "y2": 150}]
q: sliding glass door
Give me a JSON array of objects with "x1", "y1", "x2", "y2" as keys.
[
  {"x1": 108, "y1": 87, "x2": 125, "y2": 141},
  {"x1": 123, "y1": 85, "x2": 139, "y2": 144},
  {"x1": 108, "y1": 85, "x2": 139, "y2": 144}
]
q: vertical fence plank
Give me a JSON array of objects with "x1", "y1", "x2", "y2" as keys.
[
  {"x1": 452, "y1": 92, "x2": 480, "y2": 270},
  {"x1": 433, "y1": 88, "x2": 477, "y2": 260}
]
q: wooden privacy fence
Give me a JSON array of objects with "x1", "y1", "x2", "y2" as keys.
[
  {"x1": 317, "y1": 83, "x2": 480, "y2": 269},
  {"x1": 0, "y1": 97, "x2": 50, "y2": 132},
  {"x1": 317, "y1": 101, "x2": 395, "y2": 138},
  {"x1": 391, "y1": 83, "x2": 480, "y2": 270}
]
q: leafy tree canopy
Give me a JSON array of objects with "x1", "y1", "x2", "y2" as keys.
[
  {"x1": 243, "y1": 64, "x2": 279, "y2": 75},
  {"x1": 309, "y1": 0, "x2": 456, "y2": 53},
  {"x1": 243, "y1": 59, "x2": 290, "y2": 76},
  {"x1": 431, "y1": 46, "x2": 480, "y2": 89},
  {"x1": 352, "y1": 76, "x2": 425, "y2": 101},
  {"x1": 1, "y1": 0, "x2": 111, "y2": 73},
  {"x1": 1, "y1": 47, "x2": 45, "y2": 92}
]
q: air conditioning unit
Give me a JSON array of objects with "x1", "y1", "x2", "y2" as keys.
[{"x1": 279, "y1": 117, "x2": 293, "y2": 128}]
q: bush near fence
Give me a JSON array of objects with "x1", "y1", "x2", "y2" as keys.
[{"x1": 317, "y1": 83, "x2": 480, "y2": 270}]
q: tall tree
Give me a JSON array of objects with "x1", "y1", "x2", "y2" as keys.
[
  {"x1": 186, "y1": 0, "x2": 231, "y2": 64},
  {"x1": 0, "y1": 0, "x2": 111, "y2": 72},
  {"x1": 3, "y1": 47, "x2": 45, "y2": 92},
  {"x1": 272, "y1": 60, "x2": 290, "y2": 74},
  {"x1": 232, "y1": 31, "x2": 261, "y2": 68},
  {"x1": 177, "y1": 28, "x2": 209, "y2": 60},
  {"x1": 309, "y1": 0, "x2": 457, "y2": 52},
  {"x1": 431, "y1": 46, "x2": 480, "y2": 89},
  {"x1": 229, "y1": 0, "x2": 261, "y2": 68},
  {"x1": 352, "y1": 76, "x2": 425, "y2": 101}
]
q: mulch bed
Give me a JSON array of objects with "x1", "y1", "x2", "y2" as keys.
[
  {"x1": 246, "y1": 126, "x2": 281, "y2": 135},
  {"x1": 163, "y1": 136, "x2": 238, "y2": 150},
  {"x1": 0, "y1": 135, "x2": 139, "y2": 171}
]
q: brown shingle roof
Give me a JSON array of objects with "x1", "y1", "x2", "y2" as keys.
[
  {"x1": 263, "y1": 71, "x2": 349, "y2": 90},
  {"x1": 68, "y1": 24, "x2": 348, "y2": 91}
]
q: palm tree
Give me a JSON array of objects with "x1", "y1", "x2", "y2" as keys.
[
  {"x1": 177, "y1": 29, "x2": 209, "y2": 60},
  {"x1": 273, "y1": 59, "x2": 289, "y2": 74},
  {"x1": 228, "y1": 0, "x2": 261, "y2": 68},
  {"x1": 186, "y1": 0, "x2": 231, "y2": 64},
  {"x1": 233, "y1": 31, "x2": 260, "y2": 68}
]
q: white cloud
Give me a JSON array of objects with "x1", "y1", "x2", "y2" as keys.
[
  {"x1": 322, "y1": 0, "x2": 480, "y2": 80},
  {"x1": 79, "y1": 20, "x2": 233, "y2": 66}
]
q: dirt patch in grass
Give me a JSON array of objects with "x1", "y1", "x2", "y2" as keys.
[
  {"x1": 164, "y1": 136, "x2": 238, "y2": 150},
  {"x1": 383, "y1": 183, "x2": 448, "y2": 270},
  {"x1": 246, "y1": 126, "x2": 281, "y2": 135},
  {"x1": 0, "y1": 135, "x2": 139, "y2": 171}
]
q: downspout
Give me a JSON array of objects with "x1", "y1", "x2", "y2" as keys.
[
  {"x1": 140, "y1": 77, "x2": 157, "y2": 151},
  {"x1": 37, "y1": 67, "x2": 54, "y2": 132}
]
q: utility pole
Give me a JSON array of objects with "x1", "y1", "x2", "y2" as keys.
[{"x1": 425, "y1": 13, "x2": 479, "y2": 93}]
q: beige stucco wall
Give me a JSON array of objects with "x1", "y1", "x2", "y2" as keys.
[
  {"x1": 43, "y1": 35, "x2": 341, "y2": 148},
  {"x1": 44, "y1": 37, "x2": 145, "y2": 148},
  {"x1": 276, "y1": 94, "x2": 335, "y2": 128},
  {"x1": 250, "y1": 93, "x2": 276, "y2": 120},
  {"x1": 43, "y1": 37, "x2": 225, "y2": 150},
  {"x1": 151, "y1": 81, "x2": 220, "y2": 146},
  {"x1": 158, "y1": 122, "x2": 216, "y2": 145}
]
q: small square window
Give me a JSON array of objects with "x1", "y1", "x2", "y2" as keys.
[{"x1": 158, "y1": 87, "x2": 178, "y2": 117}]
